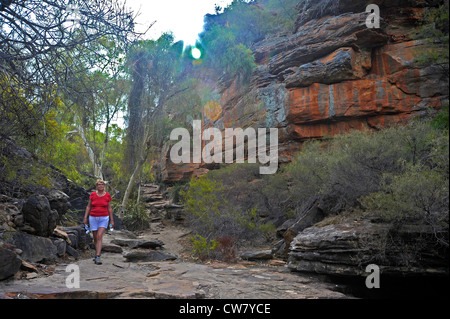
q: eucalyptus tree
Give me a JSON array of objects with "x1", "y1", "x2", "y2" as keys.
[
  {"x1": 62, "y1": 34, "x2": 130, "y2": 181},
  {"x1": 0, "y1": 0, "x2": 139, "y2": 144},
  {"x1": 121, "y1": 33, "x2": 185, "y2": 214}
]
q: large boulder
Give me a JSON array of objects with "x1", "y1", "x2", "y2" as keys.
[
  {"x1": 60, "y1": 225, "x2": 91, "y2": 250},
  {"x1": 274, "y1": 196, "x2": 327, "y2": 258},
  {"x1": 287, "y1": 218, "x2": 449, "y2": 277},
  {"x1": 0, "y1": 246, "x2": 22, "y2": 280},
  {"x1": 55, "y1": 225, "x2": 93, "y2": 258},
  {"x1": 22, "y1": 195, "x2": 58, "y2": 237},
  {"x1": 5, "y1": 232, "x2": 58, "y2": 263},
  {"x1": 285, "y1": 47, "x2": 372, "y2": 88},
  {"x1": 46, "y1": 189, "x2": 71, "y2": 218},
  {"x1": 2, "y1": 227, "x2": 90, "y2": 263},
  {"x1": 240, "y1": 250, "x2": 273, "y2": 261},
  {"x1": 263, "y1": 12, "x2": 388, "y2": 76}
]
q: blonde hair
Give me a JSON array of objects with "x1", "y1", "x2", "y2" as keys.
[{"x1": 95, "y1": 179, "x2": 106, "y2": 186}]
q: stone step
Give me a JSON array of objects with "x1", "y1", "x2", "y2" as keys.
[
  {"x1": 140, "y1": 184, "x2": 160, "y2": 194},
  {"x1": 144, "y1": 194, "x2": 164, "y2": 202},
  {"x1": 145, "y1": 200, "x2": 170, "y2": 209}
]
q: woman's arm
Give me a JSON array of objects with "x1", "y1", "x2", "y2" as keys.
[{"x1": 83, "y1": 199, "x2": 91, "y2": 225}]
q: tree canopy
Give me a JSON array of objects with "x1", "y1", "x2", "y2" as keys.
[{"x1": 0, "y1": 0, "x2": 137, "y2": 141}]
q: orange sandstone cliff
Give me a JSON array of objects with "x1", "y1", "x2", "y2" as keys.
[{"x1": 158, "y1": 0, "x2": 448, "y2": 182}]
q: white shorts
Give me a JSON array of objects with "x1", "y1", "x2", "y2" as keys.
[{"x1": 89, "y1": 216, "x2": 109, "y2": 231}]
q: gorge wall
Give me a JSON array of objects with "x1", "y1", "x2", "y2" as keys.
[{"x1": 158, "y1": 0, "x2": 448, "y2": 183}]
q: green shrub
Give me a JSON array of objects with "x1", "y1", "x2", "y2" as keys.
[
  {"x1": 182, "y1": 163, "x2": 274, "y2": 246},
  {"x1": 183, "y1": 174, "x2": 224, "y2": 229},
  {"x1": 0, "y1": 145, "x2": 54, "y2": 197},
  {"x1": 360, "y1": 163, "x2": 449, "y2": 245},
  {"x1": 199, "y1": 0, "x2": 300, "y2": 82},
  {"x1": 430, "y1": 103, "x2": 449, "y2": 130},
  {"x1": 190, "y1": 235, "x2": 219, "y2": 261},
  {"x1": 282, "y1": 120, "x2": 449, "y2": 217},
  {"x1": 199, "y1": 24, "x2": 256, "y2": 82},
  {"x1": 121, "y1": 203, "x2": 150, "y2": 231},
  {"x1": 182, "y1": 119, "x2": 449, "y2": 251},
  {"x1": 414, "y1": 0, "x2": 449, "y2": 73},
  {"x1": 260, "y1": 171, "x2": 293, "y2": 220},
  {"x1": 285, "y1": 141, "x2": 330, "y2": 210}
]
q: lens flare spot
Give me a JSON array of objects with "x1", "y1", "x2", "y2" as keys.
[
  {"x1": 204, "y1": 101, "x2": 222, "y2": 121},
  {"x1": 191, "y1": 47, "x2": 202, "y2": 59}
]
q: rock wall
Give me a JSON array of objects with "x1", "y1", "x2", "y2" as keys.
[
  {"x1": 287, "y1": 218, "x2": 449, "y2": 276},
  {"x1": 159, "y1": 0, "x2": 448, "y2": 183},
  {"x1": 0, "y1": 136, "x2": 93, "y2": 280}
]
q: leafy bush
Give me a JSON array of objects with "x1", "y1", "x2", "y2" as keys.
[
  {"x1": 182, "y1": 163, "x2": 275, "y2": 248},
  {"x1": 285, "y1": 141, "x2": 330, "y2": 211},
  {"x1": 121, "y1": 203, "x2": 150, "y2": 231},
  {"x1": 430, "y1": 103, "x2": 449, "y2": 130},
  {"x1": 199, "y1": 24, "x2": 256, "y2": 82},
  {"x1": 362, "y1": 164, "x2": 448, "y2": 220},
  {"x1": 199, "y1": 0, "x2": 300, "y2": 82},
  {"x1": 280, "y1": 120, "x2": 449, "y2": 220},
  {"x1": 190, "y1": 235, "x2": 219, "y2": 261},
  {"x1": 215, "y1": 236, "x2": 238, "y2": 263},
  {"x1": 414, "y1": 0, "x2": 449, "y2": 75},
  {"x1": 360, "y1": 151, "x2": 449, "y2": 248},
  {"x1": 182, "y1": 118, "x2": 449, "y2": 254},
  {"x1": 0, "y1": 139, "x2": 55, "y2": 197}
]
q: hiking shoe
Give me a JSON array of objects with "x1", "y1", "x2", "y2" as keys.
[{"x1": 94, "y1": 256, "x2": 102, "y2": 265}]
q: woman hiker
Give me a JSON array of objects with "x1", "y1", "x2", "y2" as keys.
[{"x1": 83, "y1": 179, "x2": 114, "y2": 264}]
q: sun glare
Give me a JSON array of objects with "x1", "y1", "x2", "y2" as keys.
[{"x1": 191, "y1": 47, "x2": 202, "y2": 59}]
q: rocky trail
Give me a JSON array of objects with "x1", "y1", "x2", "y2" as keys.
[
  {"x1": 0, "y1": 183, "x2": 348, "y2": 299},
  {"x1": 0, "y1": 223, "x2": 347, "y2": 299}
]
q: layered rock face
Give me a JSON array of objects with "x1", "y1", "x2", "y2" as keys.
[
  {"x1": 159, "y1": 0, "x2": 448, "y2": 183},
  {"x1": 236, "y1": 0, "x2": 446, "y2": 148},
  {"x1": 287, "y1": 218, "x2": 449, "y2": 276}
]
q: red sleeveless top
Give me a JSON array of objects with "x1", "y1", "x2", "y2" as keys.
[{"x1": 89, "y1": 192, "x2": 111, "y2": 217}]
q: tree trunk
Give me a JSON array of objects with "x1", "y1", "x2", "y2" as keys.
[
  {"x1": 124, "y1": 53, "x2": 146, "y2": 174},
  {"x1": 74, "y1": 114, "x2": 103, "y2": 179},
  {"x1": 120, "y1": 134, "x2": 153, "y2": 217},
  {"x1": 120, "y1": 154, "x2": 146, "y2": 218}
]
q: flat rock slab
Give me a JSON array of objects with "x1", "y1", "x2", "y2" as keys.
[
  {"x1": 0, "y1": 225, "x2": 348, "y2": 299},
  {"x1": 111, "y1": 238, "x2": 164, "y2": 249},
  {"x1": 240, "y1": 250, "x2": 273, "y2": 261},
  {"x1": 101, "y1": 243, "x2": 123, "y2": 253},
  {"x1": 0, "y1": 252, "x2": 347, "y2": 299},
  {"x1": 123, "y1": 251, "x2": 177, "y2": 262}
]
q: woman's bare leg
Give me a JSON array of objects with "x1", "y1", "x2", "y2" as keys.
[
  {"x1": 92, "y1": 230, "x2": 98, "y2": 252},
  {"x1": 95, "y1": 227, "x2": 105, "y2": 256}
]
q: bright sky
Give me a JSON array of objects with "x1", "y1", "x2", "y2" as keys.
[
  {"x1": 105, "y1": 1, "x2": 235, "y2": 130},
  {"x1": 125, "y1": 0, "x2": 234, "y2": 45}
]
